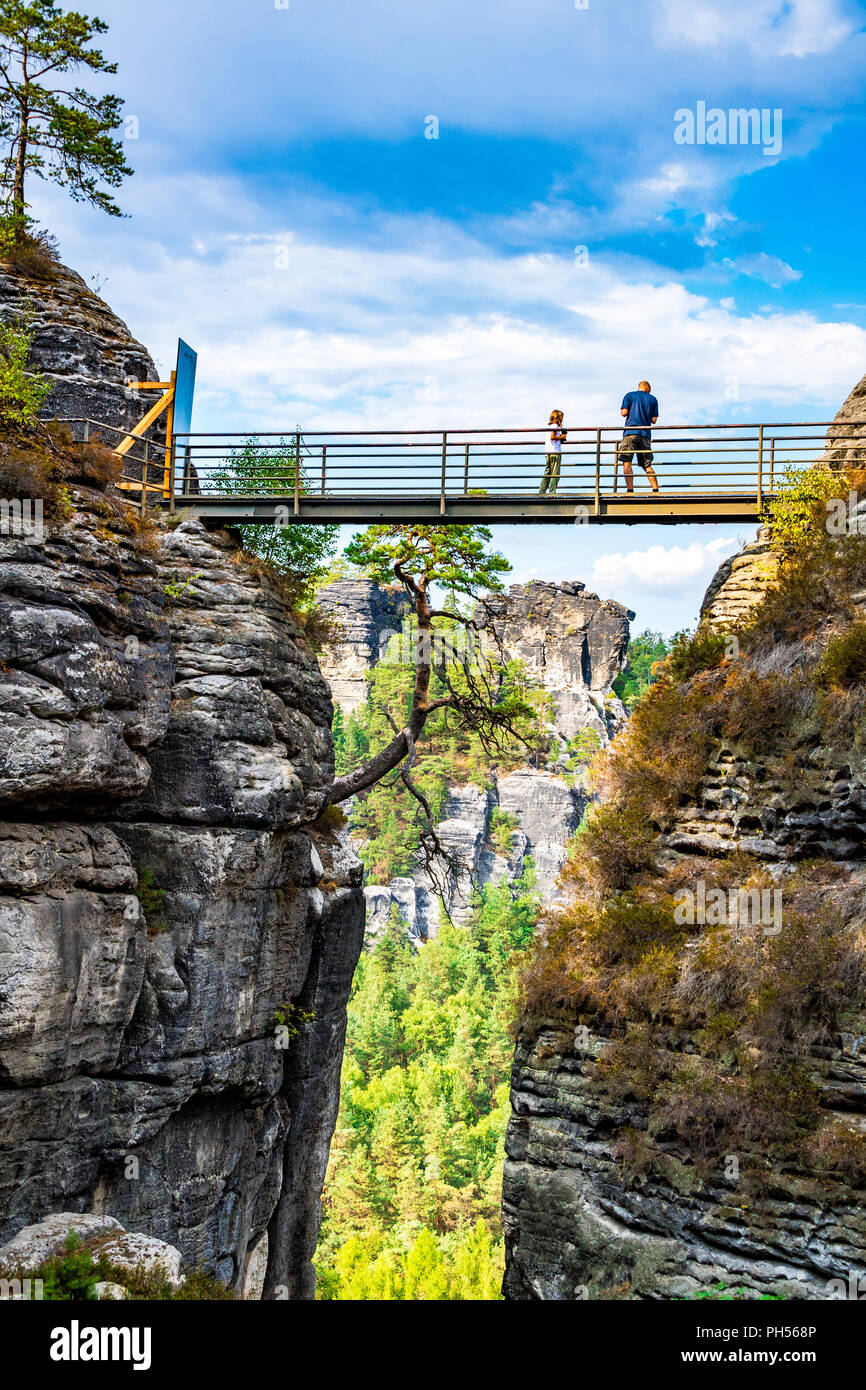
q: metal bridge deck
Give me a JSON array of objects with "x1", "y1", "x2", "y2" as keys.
[
  {"x1": 54, "y1": 418, "x2": 866, "y2": 527},
  {"x1": 178, "y1": 490, "x2": 767, "y2": 526}
]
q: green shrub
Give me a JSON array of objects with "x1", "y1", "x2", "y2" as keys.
[
  {"x1": 32, "y1": 1233, "x2": 101, "y2": 1300},
  {"x1": 667, "y1": 626, "x2": 729, "y2": 682},
  {"x1": 762, "y1": 461, "x2": 842, "y2": 554},
  {"x1": 136, "y1": 867, "x2": 167, "y2": 936},
  {"x1": 0, "y1": 317, "x2": 52, "y2": 428},
  {"x1": 270, "y1": 1001, "x2": 316, "y2": 1038},
  {"x1": 817, "y1": 622, "x2": 866, "y2": 689},
  {"x1": 562, "y1": 727, "x2": 602, "y2": 771},
  {"x1": 489, "y1": 808, "x2": 519, "y2": 857},
  {"x1": 12, "y1": 1232, "x2": 236, "y2": 1301}
]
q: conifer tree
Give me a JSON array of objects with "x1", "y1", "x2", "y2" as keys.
[{"x1": 0, "y1": 1, "x2": 133, "y2": 239}]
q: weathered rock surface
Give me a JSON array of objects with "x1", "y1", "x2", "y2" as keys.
[
  {"x1": 0, "y1": 499, "x2": 365, "y2": 1299},
  {"x1": 479, "y1": 580, "x2": 633, "y2": 742},
  {"x1": 0, "y1": 1212, "x2": 123, "y2": 1272},
  {"x1": 0, "y1": 260, "x2": 163, "y2": 436},
  {"x1": 823, "y1": 372, "x2": 866, "y2": 471},
  {"x1": 0, "y1": 519, "x2": 171, "y2": 809},
  {"x1": 0, "y1": 1213, "x2": 188, "y2": 1296},
  {"x1": 98, "y1": 1230, "x2": 186, "y2": 1290},
  {"x1": 316, "y1": 579, "x2": 410, "y2": 714},
  {"x1": 502, "y1": 533, "x2": 866, "y2": 1302},
  {"x1": 364, "y1": 769, "x2": 587, "y2": 939},
  {"x1": 700, "y1": 529, "x2": 778, "y2": 632},
  {"x1": 503, "y1": 1013, "x2": 866, "y2": 1300}
]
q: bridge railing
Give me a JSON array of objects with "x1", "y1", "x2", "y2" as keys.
[
  {"x1": 170, "y1": 421, "x2": 866, "y2": 511},
  {"x1": 53, "y1": 417, "x2": 170, "y2": 511}
]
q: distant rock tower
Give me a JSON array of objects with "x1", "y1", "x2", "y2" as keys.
[{"x1": 316, "y1": 578, "x2": 411, "y2": 714}]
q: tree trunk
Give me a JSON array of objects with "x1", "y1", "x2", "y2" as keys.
[
  {"x1": 328, "y1": 585, "x2": 434, "y2": 805},
  {"x1": 12, "y1": 112, "x2": 27, "y2": 233}
]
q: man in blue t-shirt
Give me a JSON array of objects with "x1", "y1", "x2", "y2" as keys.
[{"x1": 618, "y1": 380, "x2": 660, "y2": 493}]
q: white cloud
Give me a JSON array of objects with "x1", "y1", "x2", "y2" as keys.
[
  {"x1": 39, "y1": 175, "x2": 866, "y2": 437},
  {"x1": 591, "y1": 538, "x2": 736, "y2": 597},
  {"x1": 722, "y1": 252, "x2": 803, "y2": 287},
  {"x1": 660, "y1": 0, "x2": 857, "y2": 57}
]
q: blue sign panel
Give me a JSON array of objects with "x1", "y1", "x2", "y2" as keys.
[{"x1": 173, "y1": 339, "x2": 197, "y2": 442}]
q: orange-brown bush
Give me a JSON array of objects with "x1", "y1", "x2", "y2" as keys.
[
  {"x1": 742, "y1": 524, "x2": 866, "y2": 654},
  {"x1": 719, "y1": 667, "x2": 817, "y2": 755},
  {"x1": 595, "y1": 1022, "x2": 672, "y2": 1102},
  {"x1": 567, "y1": 802, "x2": 657, "y2": 893},
  {"x1": 0, "y1": 421, "x2": 162, "y2": 550},
  {"x1": 817, "y1": 684, "x2": 866, "y2": 748},
  {"x1": 805, "y1": 1121, "x2": 866, "y2": 1186},
  {"x1": 0, "y1": 223, "x2": 61, "y2": 281},
  {"x1": 653, "y1": 1060, "x2": 822, "y2": 1167},
  {"x1": 0, "y1": 429, "x2": 60, "y2": 505},
  {"x1": 515, "y1": 477, "x2": 866, "y2": 1185},
  {"x1": 593, "y1": 673, "x2": 716, "y2": 821}
]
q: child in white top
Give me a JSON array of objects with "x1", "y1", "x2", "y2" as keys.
[{"x1": 540, "y1": 409, "x2": 566, "y2": 495}]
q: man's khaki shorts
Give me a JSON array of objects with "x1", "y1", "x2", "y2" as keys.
[{"x1": 618, "y1": 434, "x2": 654, "y2": 469}]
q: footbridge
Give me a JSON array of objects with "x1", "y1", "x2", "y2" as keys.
[{"x1": 61, "y1": 419, "x2": 862, "y2": 526}]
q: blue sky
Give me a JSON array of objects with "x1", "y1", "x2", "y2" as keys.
[{"x1": 29, "y1": 0, "x2": 866, "y2": 634}]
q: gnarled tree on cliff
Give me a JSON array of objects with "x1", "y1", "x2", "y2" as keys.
[{"x1": 328, "y1": 523, "x2": 545, "y2": 869}]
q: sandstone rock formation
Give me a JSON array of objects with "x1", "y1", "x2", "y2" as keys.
[
  {"x1": 0, "y1": 260, "x2": 163, "y2": 437},
  {"x1": 0, "y1": 1213, "x2": 189, "y2": 1298},
  {"x1": 364, "y1": 769, "x2": 589, "y2": 940},
  {"x1": 503, "y1": 997, "x2": 866, "y2": 1300},
  {"x1": 700, "y1": 528, "x2": 777, "y2": 632},
  {"x1": 823, "y1": 371, "x2": 866, "y2": 471},
  {"x1": 0, "y1": 499, "x2": 365, "y2": 1299},
  {"x1": 316, "y1": 579, "x2": 410, "y2": 713},
  {"x1": 479, "y1": 580, "x2": 633, "y2": 743},
  {"x1": 502, "y1": 528, "x2": 866, "y2": 1302}
]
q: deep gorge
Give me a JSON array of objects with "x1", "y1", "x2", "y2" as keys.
[{"x1": 1, "y1": 260, "x2": 866, "y2": 1303}]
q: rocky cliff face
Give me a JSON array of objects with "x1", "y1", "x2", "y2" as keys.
[
  {"x1": 0, "y1": 496, "x2": 365, "y2": 1298},
  {"x1": 502, "y1": 519, "x2": 866, "y2": 1302},
  {"x1": 823, "y1": 370, "x2": 866, "y2": 471},
  {"x1": 479, "y1": 580, "x2": 632, "y2": 744},
  {"x1": 0, "y1": 259, "x2": 162, "y2": 435},
  {"x1": 700, "y1": 529, "x2": 777, "y2": 632},
  {"x1": 316, "y1": 579, "x2": 410, "y2": 714},
  {"x1": 365, "y1": 770, "x2": 588, "y2": 941}
]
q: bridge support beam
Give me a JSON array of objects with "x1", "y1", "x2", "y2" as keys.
[{"x1": 173, "y1": 492, "x2": 767, "y2": 527}]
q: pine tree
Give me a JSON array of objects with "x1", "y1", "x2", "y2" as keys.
[{"x1": 0, "y1": 1, "x2": 133, "y2": 239}]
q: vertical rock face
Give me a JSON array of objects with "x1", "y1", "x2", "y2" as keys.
[
  {"x1": 502, "y1": 825, "x2": 866, "y2": 1301},
  {"x1": 363, "y1": 772, "x2": 588, "y2": 942},
  {"x1": 502, "y1": 535, "x2": 866, "y2": 1303},
  {"x1": 0, "y1": 502, "x2": 365, "y2": 1297},
  {"x1": 479, "y1": 580, "x2": 633, "y2": 742},
  {"x1": 700, "y1": 529, "x2": 778, "y2": 632},
  {"x1": 315, "y1": 579, "x2": 410, "y2": 714},
  {"x1": 0, "y1": 260, "x2": 164, "y2": 435}
]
